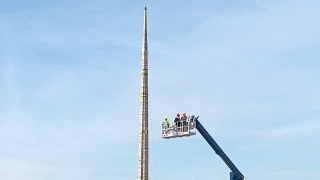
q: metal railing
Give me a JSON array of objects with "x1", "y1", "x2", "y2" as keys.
[{"x1": 162, "y1": 116, "x2": 197, "y2": 137}]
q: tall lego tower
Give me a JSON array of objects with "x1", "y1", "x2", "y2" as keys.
[{"x1": 138, "y1": 5, "x2": 149, "y2": 180}]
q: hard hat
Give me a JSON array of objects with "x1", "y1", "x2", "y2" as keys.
[{"x1": 164, "y1": 116, "x2": 167, "y2": 119}]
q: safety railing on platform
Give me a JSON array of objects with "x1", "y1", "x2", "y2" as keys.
[{"x1": 162, "y1": 116, "x2": 197, "y2": 138}]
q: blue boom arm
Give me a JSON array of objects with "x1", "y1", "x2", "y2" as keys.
[{"x1": 195, "y1": 119, "x2": 244, "y2": 180}]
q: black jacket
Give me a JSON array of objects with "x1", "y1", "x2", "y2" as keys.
[{"x1": 174, "y1": 117, "x2": 180, "y2": 122}]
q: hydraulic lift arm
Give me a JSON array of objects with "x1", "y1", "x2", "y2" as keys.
[{"x1": 195, "y1": 119, "x2": 244, "y2": 180}]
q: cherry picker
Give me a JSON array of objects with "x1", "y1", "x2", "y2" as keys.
[{"x1": 162, "y1": 116, "x2": 244, "y2": 180}]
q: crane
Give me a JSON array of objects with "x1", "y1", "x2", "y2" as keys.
[{"x1": 162, "y1": 115, "x2": 244, "y2": 180}]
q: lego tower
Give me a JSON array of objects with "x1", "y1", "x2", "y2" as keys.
[{"x1": 138, "y1": 5, "x2": 149, "y2": 180}]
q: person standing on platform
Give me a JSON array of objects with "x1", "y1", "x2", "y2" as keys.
[
  {"x1": 174, "y1": 113, "x2": 181, "y2": 132},
  {"x1": 181, "y1": 113, "x2": 188, "y2": 132}
]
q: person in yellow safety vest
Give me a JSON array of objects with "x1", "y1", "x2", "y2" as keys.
[{"x1": 163, "y1": 116, "x2": 169, "y2": 128}]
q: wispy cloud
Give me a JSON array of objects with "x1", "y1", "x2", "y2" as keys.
[
  {"x1": 2, "y1": 60, "x2": 20, "y2": 113},
  {"x1": 0, "y1": 0, "x2": 319, "y2": 179},
  {"x1": 256, "y1": 118, "x2": 320, "y2": 140}
]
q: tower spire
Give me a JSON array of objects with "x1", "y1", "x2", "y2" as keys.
[{"x1": 138, "y1": 5, "x2": 149, "y2": 180}]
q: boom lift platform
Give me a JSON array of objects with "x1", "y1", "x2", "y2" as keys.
[
  {"x1": 162, "y1": 116, "x2": 197, "y2": 139},
  {"x1": 162, "y1": 115, "x2": 245, "y2": 180}
]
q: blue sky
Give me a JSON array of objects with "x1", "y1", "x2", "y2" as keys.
[{"x1": 0, "y1": 0, "x2": 320, "y2": 179}]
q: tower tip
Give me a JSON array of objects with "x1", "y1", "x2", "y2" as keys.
[{"x1": 144, "y1": 5, "x2": 147, "y2": 10}]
